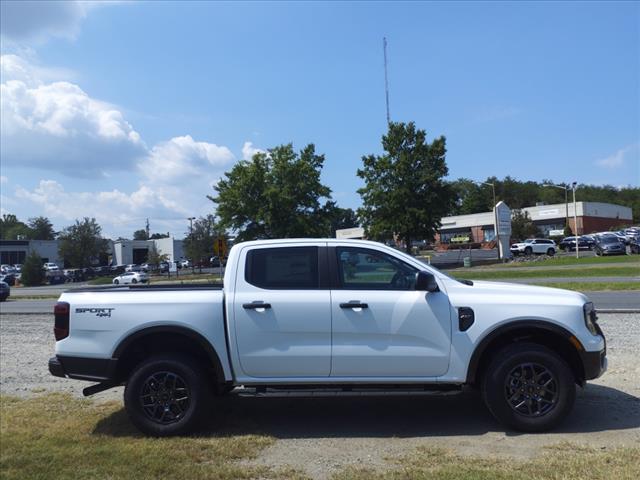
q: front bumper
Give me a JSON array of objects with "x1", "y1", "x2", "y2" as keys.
[
  {"x1": 49, "y1": 355, "x2": 117, "y2": 382},
  {"x1": 580, "y1": 349, "x2": 607, "y2": 380}
]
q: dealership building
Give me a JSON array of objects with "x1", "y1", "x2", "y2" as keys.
[
  {"x1": 436, "y1": 201, "x2": 633, "y2": 245},
  {"x1": 0, "y1": 237, "x2": 185, "y2": 268}
]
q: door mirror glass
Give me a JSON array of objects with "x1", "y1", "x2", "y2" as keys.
[{"x1": 415, "y1": 271, "x2": 439, "y2": 292}]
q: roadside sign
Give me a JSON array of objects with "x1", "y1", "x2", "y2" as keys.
[{"x1": 214, "y1": 237, "x2": 228, "y2": 258}]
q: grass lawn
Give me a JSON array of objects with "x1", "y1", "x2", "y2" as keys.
[
  {"x1": 529, "y1": 282, "x2": 640, "y2": 292},
  {"x1": 335, "y1": 444, "x2": 640, "y2": 480},
  {"x1": 487, "y1": 255, "x2": 639, "y2": 268},
  {"x1": 450, "y1": 265, "x2": 639, "y2": 280},
  {"x1": 2, "y1": 394, "x2": 638, "y2": 480}
]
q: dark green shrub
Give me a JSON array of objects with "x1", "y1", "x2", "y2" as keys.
[{"x1": 21, "y1": 251, "x2": 45, "y2": 286}]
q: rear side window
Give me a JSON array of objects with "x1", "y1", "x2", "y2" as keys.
[{"x1": 245, "y1": 247, "x2": 319, "y2": 289}]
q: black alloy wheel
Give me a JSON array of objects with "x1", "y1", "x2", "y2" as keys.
[
  {"x1": 482, "y1": 342, "x2": 575, "y2": 432},
  {"x1": 504, "y1": 363, "x2": 559, "y2": 417},
  {"x1": 139, "y1": 371, "x2": 190, "y2": 425}
]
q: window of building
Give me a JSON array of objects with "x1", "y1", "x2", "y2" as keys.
[{"x1": 245, "y1": 247, "x2": 319, "y2": 289}]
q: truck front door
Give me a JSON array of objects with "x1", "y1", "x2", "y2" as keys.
[
  {"x1": 233, "y1": 244, "x2": 331, "y2": 378},
  {"x1": 329, "y1": 246, "x2": 451, "y2": 378}
]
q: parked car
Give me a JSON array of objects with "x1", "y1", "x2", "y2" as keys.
[
  {"x1": 110, "y1": 265, "x2": 126, "y2": 275},
  {"x1": 594, "y1": 235, "x2": 625, "y2": 256},
  {"x1": 629, "y1": 238, "x2": 640, "y2": 255},
  {"x1": 210, "y1": 256, "x2": 221, "y2": 267},
  {"x1": 0, "y1": 281, "x2": 9, "y2": 301},
  {"x1": 64, "y1": 269, "x2": 86, "y2": 283},
  {"x1": 44, "y1": 262, "x2": 60, "y2": 271},
  {"x1": 1, "y1": 264, "x2": 17, "y2": 274},
  {"x1": 125, "y1": 264, "x2": 142, "y2": 273},
  {"x1": 112, "y1": 271, "x2": 149, "y2": 285},
  {"x1": 0, "y1": 274, "x2": 16, "y2": 286},
  {"x1": 13, "y1": 264, "x2": 22, "y2": 273},
  {"x1": 50, "y1": 238, "x2": 607, "y2": 436},
  {"x1": 510, "y1": 238, "x2": 557, "y2": 256},
  {"x1": 559, "y1": 236, "x2": 594, "y2": 251},
  {"x1": 180, "y1": 259, "x2": 191, "y2": 268},
  {"x1": 46, "y1": 270, "x2": 66, "y2": 285}
]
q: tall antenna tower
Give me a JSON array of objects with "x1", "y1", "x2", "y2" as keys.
[
  {"x1": 145, "y1": 218, "x2": 150, "y2": 239},
  {"x1": 383, "y1": 37, "x2": 390, "y2": 125}
]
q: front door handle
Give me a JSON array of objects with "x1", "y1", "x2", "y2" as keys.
[
  {"x1": 340, "y1": 302, "x2": 368, "y2": 309},
  {"x1": 243, "y1": 301, "x2": 272, "y2": 310}
]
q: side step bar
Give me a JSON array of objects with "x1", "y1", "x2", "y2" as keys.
[{"x1": 234, "y1": 384, "x2": 463, "y2": 398}]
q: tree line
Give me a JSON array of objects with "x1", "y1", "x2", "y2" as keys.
[{"x1": 2, "y1": 121, "x2": 638, "y2": 258}]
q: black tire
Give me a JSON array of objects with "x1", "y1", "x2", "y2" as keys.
[
  {"x1": 524, "y1": 246, "x2": 533, "y2": 256},
  {"x1": 481, "y1": 343, "x2": 575, "y2": 432},
  {"x1": 547, "y1": 248, "x2": 555, "y2": 256},
  {"x1": 113, "y1": 279, "x2": 119, "y2": 284},
  {"x1": 124, "y1": 354, "x2": 213, "y2": 436},
  {"x1": 131, "y1": 279, "x2": 137, "y2": 284}
]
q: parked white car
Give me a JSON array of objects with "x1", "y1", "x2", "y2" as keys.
[
  {"x1": 44, "y1": 262, "x2": 60, "y2": 271},
  {"x1": 112, "y1": 272, "x2": 149, "y2": 285},
  {"x1": 510, "y1": 238, "x2": 556, "y2": 256},
  {"x1": 180, "y1": 259, "x2": 191, "y2": 268},
  {"x1": 125, "y1": 264, "x2": 142, "y2": 272}
]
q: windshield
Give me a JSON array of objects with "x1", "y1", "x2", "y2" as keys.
[{"x1": 600, "y1": 236, "x2": 619, "y2": 244}]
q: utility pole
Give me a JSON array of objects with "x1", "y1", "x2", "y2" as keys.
[
  {"x1": 572, "y1": 182, "x2": 579, "y2": 259},
  {"x1": 383, "y1": 37, "x2": 391, "y2": 125},
  {"x1": 145, "y1": 218, "x2": 150, "y2": 240}
]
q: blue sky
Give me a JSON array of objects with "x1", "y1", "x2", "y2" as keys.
[{"x1": 1, "y1": 1, "x2": 638, "y2": 238}]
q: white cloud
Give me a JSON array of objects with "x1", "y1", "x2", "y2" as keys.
[
  {"x1": 1, "y1": 54, "x2": 146, "y2": 176},
  {"x1": 594, "y1": 145, "x2": 637, "y2": 169},
  {"x1": 0, "y1": 1, "x2": 115, "y2": 44},
  {"x1": 241, "y1": 141, "x2": 266, "y2": 161},
  {"x1": 11, "y1": 135, "x2": 237, "y2": 238}
]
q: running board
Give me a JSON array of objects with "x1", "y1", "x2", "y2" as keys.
[{"x1": 233, "y1": 385, "x2": 462, "y2": 398}]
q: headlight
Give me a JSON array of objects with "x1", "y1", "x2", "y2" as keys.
[{"x1": 583, "y1": 302, "x2": 599, "y2": 336}]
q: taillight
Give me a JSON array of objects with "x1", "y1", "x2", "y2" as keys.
[{"x1": 54, "y1": 302, "x2": 70, "y2": 341}]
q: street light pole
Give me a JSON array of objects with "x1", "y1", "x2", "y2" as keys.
[
  {"x1": 187, "y1": 217, "x2": 196, "y2": 271},
  {"x1": 542, "y1": 182, "x2": 570, "y2": 235},
  {"x1": 572, "y1": 182, "x2": 579, "y2": 259}
]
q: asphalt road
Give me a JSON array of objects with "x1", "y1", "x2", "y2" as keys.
[{"x1": 1, "y1": 289, "x2": 638, "y2": 314}]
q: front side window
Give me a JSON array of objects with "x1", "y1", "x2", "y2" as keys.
[
  {"x1": 336, "y1": 247, "x2": 418, "y2": 290},
  {"x1": 245, "y1": 247, "x2": 319, "y2": 289}
]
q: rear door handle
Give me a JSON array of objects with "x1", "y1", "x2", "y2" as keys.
[
  {"x1": 243, "y1": 301, "x2": 271, "y2": 309},
  {"x1": 340, "y1": 302, "x2": 368, "y2": 309}
]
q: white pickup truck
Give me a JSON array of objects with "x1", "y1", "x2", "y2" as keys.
[{"x1": 49, "y1": 239, "x2": 606, "y2": 436}]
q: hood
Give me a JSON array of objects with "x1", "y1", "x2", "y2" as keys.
[{"x1": 444, "y1": 278, "x2": 588, "y2": 308}]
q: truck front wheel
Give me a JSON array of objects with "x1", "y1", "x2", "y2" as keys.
[
  {"x1": 481, "y1": 343, "x2": 575, "y2": 432},
  {"x1": 124, "y1": 354, "x2": 212, "y2": 436}
]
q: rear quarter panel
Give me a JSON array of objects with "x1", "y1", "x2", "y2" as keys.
[{"x1": 56, "y1": 289, "x2": 232, "y2": 380}]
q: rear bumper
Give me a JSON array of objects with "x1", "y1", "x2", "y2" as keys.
[{"x1": 49, "y1": 355, "x2": 117, "y2": 382}]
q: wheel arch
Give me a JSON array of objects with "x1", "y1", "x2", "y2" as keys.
[
  {"x1": 112, "y1": 325, "x2": 226, "y2": 386},
  {"x1": 466, "y1": 320, "x2": 586, "y2": 386}
]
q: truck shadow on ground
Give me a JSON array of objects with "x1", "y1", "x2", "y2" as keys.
[{"x1": 93, "y1": 383, "x2": 639, "y2": 438}]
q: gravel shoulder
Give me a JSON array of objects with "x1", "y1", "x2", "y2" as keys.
[{"x1": 1, "y1": 313, "x2": 638, "y2": 479}]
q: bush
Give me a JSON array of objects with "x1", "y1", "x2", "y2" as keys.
[{"x1": 20, "y1": 251, "x2": 45, "y2": 286}]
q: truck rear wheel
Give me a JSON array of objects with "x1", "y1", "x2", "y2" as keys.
[
  {"x1": 481, "y1": 343, "x2": 575, "y2": 432},
  {"x1": 124, "y1": 354, "x2": 212, "y2": 436}
]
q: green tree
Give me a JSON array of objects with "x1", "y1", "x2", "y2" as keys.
[
  {"x1": 449, "y1": 179, "x2": 492, "y2": 215},
  {"x1": 209, "y1": 143, "x2": 332, "y2": 241},
  {"x1": 146, "y1": 243, "x2": 169, "y2": 269},
  {"x1": 150, "y1": 232, "x2": 170, "y2": 239},
  {"x1": 511, "y1": 209, "x2": 539, "y2": 241},
  {"x1": 322, "y1": 201, "x2": 358, "y2": 237},
  {"x1": 184, "y1": 215, "x2": 225, "y2": 269},
  {"x1": 20, "y1": 251, "x2": 45, "y2": 286},
  {"x1": 133, "y1": 229, "x2": 149, "y2": 240},
  {"x1": 58, "y1": 218, "x2": 109, "y2": 268},
  {"x1": 0, "y1": 214, "x2": 30, "y2": 240},
  {"x1": 27, "y1": 216, "x2": 56, "y2": 240},
  {"x1": 357, "y1": 122, "x2": 456, "y2": 252}
]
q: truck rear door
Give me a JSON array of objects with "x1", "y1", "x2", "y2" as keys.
[{"x1": 232, "y1": 243, "x2": 331, "y2": 378}]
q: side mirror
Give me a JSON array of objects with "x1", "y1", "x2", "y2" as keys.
[{"x1": 415, "y1": 271, "x2": 439, "y2": 292}]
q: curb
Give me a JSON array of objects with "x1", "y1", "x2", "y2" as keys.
[{"x1": 596, "y1": 309, "x2": 640, "y2": 314}]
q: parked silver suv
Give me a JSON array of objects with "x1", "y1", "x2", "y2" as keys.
[{"x1": 510, "y1": 238, "x2": 557, "y2": 256}]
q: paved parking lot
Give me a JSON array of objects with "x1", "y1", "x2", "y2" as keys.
[{"x1": 0, "y1": 312, "x2": 638, "y2": 478}]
